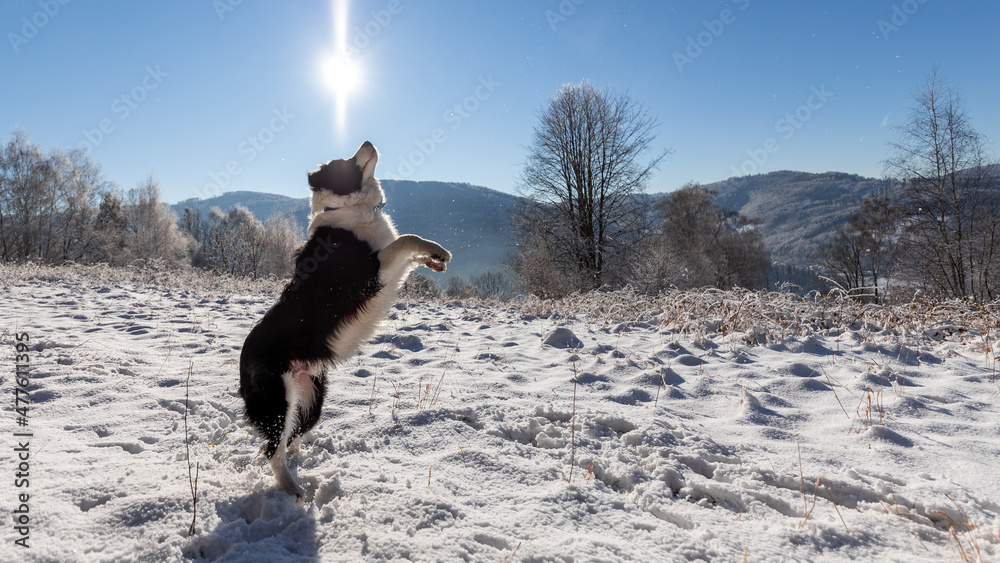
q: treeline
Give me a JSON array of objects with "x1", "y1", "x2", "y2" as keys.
[
  {"x1": 400, "y1": 270, "x2": 518, "y2": 301},
  {"x1": 0, "y1": 129, "x2": 188, "y2": 267},
  {"x1": 821, "y1": 73, "x2": 1000, "y2": 303},
  {"x1": 510, "y1": 180, "x2": 770, "y2": 298},
  {"x1": 179, "y1": 206, "x2": 298, "y2": 279},
  {"x1": 0, "y1": 129, "x2": 298, "y2": 278}
]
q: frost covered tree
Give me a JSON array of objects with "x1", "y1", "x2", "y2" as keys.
[
  {"x1": 92, "y1": 190, "x2": 129, "y2": 265},
  {"x1": 641, "y1": 183, "x2": 769, "y2": 292},
  {"x1": 400, "y1": 271, "x2": 440, "y2": 299},
  {"x1": 884, "y1": 70, "x2": 1000, "y2": 301},
  {"x1": 0, "y1": 129, "x2": 111, "y2": 264},
  {"x1": 122, "y1": 176, "x2": 190, "y2": 268},
  {"x1": 223, "y1": 205, "x2": 267, "y2": 277},
  {"x1": 444, "y1": 275, "x2": 473, "y2": 299},
  {"x1": 512, "y1": 82, "x2": 669, "y2": 295},
  {"x1": 471, "y1": 270, "x2": 515, "y2": 301},
  {"x1": 185, "y1": 206, "x2": 300, "y2": 278},
  {"x1": 199, "y1": 206, "x2": 265, "y2": 277},
  {"x1": 261, "y1": 213, "x2": 300, "y2": 278},
  {"x1": 48, "y1": 148, "x2": 108, "y2": 262}
]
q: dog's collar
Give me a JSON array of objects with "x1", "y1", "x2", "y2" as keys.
[{"x1": 324, "y1": 200, "x2": 386, "y2": 213}]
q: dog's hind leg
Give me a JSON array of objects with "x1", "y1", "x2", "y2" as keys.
[
  {"x1": 268, "y1": 365, "x2": 316, "y2": 501},
  {"x1": 268, "y1": 435, "x2": 303, "y2": 500},
  {"x1": 286, "y1": 436, "x2": 302, "y2": 454}
]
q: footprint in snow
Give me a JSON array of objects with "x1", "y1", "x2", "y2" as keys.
[{"x1": 92, "y1": 442, "x2": 144, "y2": 454}]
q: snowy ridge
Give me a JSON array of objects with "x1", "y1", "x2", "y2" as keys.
[
  {"x1": 1, "y1": 263, "x2": 998, "y2": 561},
  {"x1": 172, "y1": 180, "x2": 520, "y2": 282}
]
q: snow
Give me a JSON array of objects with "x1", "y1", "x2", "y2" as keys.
[{"x1": 2, "y1": 263, "x2": 999, "y2": 561}]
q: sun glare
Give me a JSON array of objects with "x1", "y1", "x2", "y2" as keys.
[
  {"x1": 321, "y1": 52, "x2": 361, "y2": 98},
  {"x1": 325, "y1": 0, "x2": 358, "y2": 138}
]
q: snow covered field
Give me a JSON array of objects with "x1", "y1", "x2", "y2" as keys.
[{"x1": 2, "y1": 263, "x2": 999, "y2": 562}]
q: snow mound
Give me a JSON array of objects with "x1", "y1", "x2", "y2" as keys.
[{"x1": 543, "y1": 327, "x2": 583, "y2": 349}]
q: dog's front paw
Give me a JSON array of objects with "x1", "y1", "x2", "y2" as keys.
[
  {"x1": 426, "y1": 259, "x2": 447, "y2": 272},
  {"x1": 422, "y1": 242, "x2": 451, "y2": 272}
]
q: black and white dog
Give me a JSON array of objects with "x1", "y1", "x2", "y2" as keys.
[{"x1": 239, "y1": 141, "x2": 450, "y2": 501}]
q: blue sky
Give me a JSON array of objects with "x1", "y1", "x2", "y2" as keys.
[{"x1": 4, "y1": 0, "x2": 999, "y2": 204}]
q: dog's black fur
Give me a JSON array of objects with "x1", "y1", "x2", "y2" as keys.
[
  {"x1": 239, "y1": 227, "x2": 381, "y2": 458},
  {"x1": 237, "y1": 141, "x2": 450, "y2": 501}
]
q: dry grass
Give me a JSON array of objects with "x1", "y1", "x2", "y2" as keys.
[
  {"x1": 568, "y1": 361, "x2": 579, "y2": 484},
  {"x1": 938, "y1": 495, "x2": 987, "y2": 562},
  {"x1": 511, "y1": 286, "x2": 999, "y2": 348},
  {"x1": 0, "y1": 261, "x2": 284, "y2": 298},
  {"x1": 8, "y1": 263, "x2": 995, "y2": 350},
  {"x1": 183, "y1": 362, "x2": 200, "y2": 537}
]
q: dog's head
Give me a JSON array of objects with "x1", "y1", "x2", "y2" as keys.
[{"x1": 307, "y1": 141, "x2": 385, "y2": 217}]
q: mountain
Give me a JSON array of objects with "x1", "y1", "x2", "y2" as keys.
[
  {"x1": 173, "y1": 171, "x2": 890, "y2": 277},
  {"x1": 173, "y1": 181, "x2": 521, "y2": 282},
  {"x1": 700, "y1": 171, "x2": 891, "y2": 264},
  {"x1": 173, "y1": 190, "x2": 312, "y2": 228}
]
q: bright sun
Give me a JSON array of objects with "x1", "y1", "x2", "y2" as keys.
[
  {"x1": 325, "y1": 0, "x2": 359, "y2": 135},
  {"x1": 321, "y1": 52, "x2": 361, "y2": 98}
]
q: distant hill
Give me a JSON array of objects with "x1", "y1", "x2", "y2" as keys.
[
  {"x1": 173, "y1": 171, "x2": 891, "y2": 277},
  {"x1": 173, "y1": 191, "x2": 312, "y2": 229},
  {"x1": 700, "y1": 171, "x2": 891, "y2": 264},
  {"x1": 172, "y1": 181, "x2": 521, "y2": 282}
]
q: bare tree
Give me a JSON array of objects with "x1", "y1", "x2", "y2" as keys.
[
  {"x1": 504, "y1": 232, "x2": 576, "y2": 298},
  {"x1": 444, "y1": 275, "x2": 473, "y2": 299},
  {"x1": 512, "y1": 82, "x2": 670, "y2": 295},
  {"x1": 646, "y1": 183, "x2": 769, "y2": 291},
  {"x1": 190, "y1": 206, "x2": 299, "y2": 278},
  {"x1": 92, "y1": 190, "x2": 129, "y2": 265},
  {"x1": 49, "y1": 148, "x2": 111, "y2": 262},
  {"x1": 884, "y1": 70, "x2": 1000, "y2": 301},
  {"x1": 400, "y1": 271, "x2": 440, "y2": 299},
  {"x1": 0, "y1": 129, "x2": 56, "y2": 261},
  {"x1": 820, "y1": 197, "x2": 903, "y2": 302},
  {"x1": 820, "y1": 223, "x2": 864, "y2": 295},
  {"x1": 471, "y1": 270, "x2": 515, "y2": 301},
  {"x1": 0, "y1": 130, "x2": 110, "y2": 264}
]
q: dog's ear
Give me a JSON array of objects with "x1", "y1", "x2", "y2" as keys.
[
  {"x1": 351, "y1": 141, "x2": 378, "y2": 182},
  {"x1": 307, "y1": 166, "x2": 326, "y2": 191}
]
